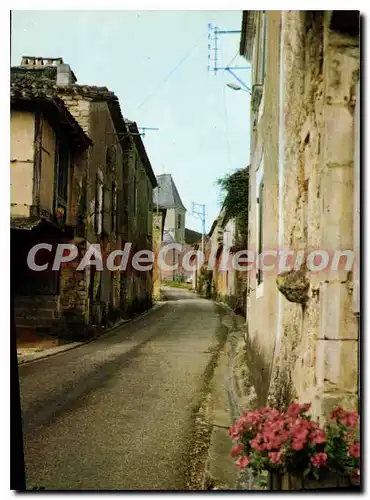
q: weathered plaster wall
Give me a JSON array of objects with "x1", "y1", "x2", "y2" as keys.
[
  {"x1": 10, "y1": 111, "x2": 35, "y2": 217},
  {"x1": 164, "y1": 207, "x2": 186, "y2": 244},
  {"x1": 152, "y1": 211, "x2": 165, "y2": 300},
  {"x1": 246, "y1": 11, "x2": 281, "y2": 406}
]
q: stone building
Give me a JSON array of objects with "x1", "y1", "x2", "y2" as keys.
[
  {"x1": 152, "y1": 206, "x2": 167, "y2": 301},
  {"x1": 153, "y1": 174, "x2": 186, "y2": 244},
  {"x1": 153, "y1": 173, "x2": 186, "y2": 281},
  {"x1": 240, "y1": 11, "x2": 360, "y2": 417},
  {"x1": 11, "y1": 67, "x2": 92, "y2": 334},
  {"x1": 11, "y1": 57, "x2": 157, "y2": 334},
  {"x1": 123, "y1": 120, "x2": 158, "y2": 314}
]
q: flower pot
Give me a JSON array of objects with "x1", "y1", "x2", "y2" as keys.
[{"x1": 269, "y1": 470, "x2": 358, "y2": 491}]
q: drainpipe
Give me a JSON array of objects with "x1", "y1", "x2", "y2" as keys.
[{"x1": 275, "y1": 12, "x2": 285, "y2": 363}]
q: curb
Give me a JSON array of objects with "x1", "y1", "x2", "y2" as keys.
[
  {"x1": 17, "y1": 301, "x2": 168, "y2": 366},
  {"x1": 196, "y1": 300, "x2": 257, "y2": 491}
]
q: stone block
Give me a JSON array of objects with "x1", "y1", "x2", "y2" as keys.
[
  {"x1": 319, "y1": 281, "x2": 358, "y2": 340},
  {"x1": 323, "y1": 104, "x2": 354, "y2": 166},
  {"x1": 316, "y1": 339, "x2": 358, "y2": 393},
  {"x1": 324, "y1": 48, "x2": 359, "y2": 105},
  {"x1": 38, "y1": 309, "x2": 55, "y2": 318},
  {"x1": 321, "y1": 164, "x2": 353, "y2": 249},
  {"x1": 311, "y1": 391, "x2": 358, "y2": 423}
]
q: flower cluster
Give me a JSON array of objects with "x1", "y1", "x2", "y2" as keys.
[
  {"x1": 229, "y1": 403, "x2": 360, "y2": 481},
  {"x1": 325, "y1": 406, "x2": 360, "y2": 480}
]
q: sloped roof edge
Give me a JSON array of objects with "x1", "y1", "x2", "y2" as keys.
[
  {"x1": 125, "y1": 120, "x2": 157, "y2": 188},
  {"x1": 239, "y1": 11, "x2": 257, "y2": 61}
]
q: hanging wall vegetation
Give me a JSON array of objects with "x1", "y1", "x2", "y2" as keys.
[{"x1": 216, "y1": 167, "x2": 249, "y2": 250}]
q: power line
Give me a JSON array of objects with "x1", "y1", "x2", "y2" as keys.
[
  {"x1": 223, "y1": 83, "x2": 232, "y2": 171},
  {"x1": 136, "y1": 30, "x2": 207, "y2": 110}
]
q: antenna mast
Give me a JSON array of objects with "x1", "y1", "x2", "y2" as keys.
[{"x1": 207, "y1": 23, "x2": 251, "y2": 94}]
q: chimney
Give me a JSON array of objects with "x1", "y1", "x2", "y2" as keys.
[
  {"x1": 57, "y1": 64, "x2": 73, "y2": 86},
  {"x1": 21, "y1": 56, "x2": 64, "y2": 67}
]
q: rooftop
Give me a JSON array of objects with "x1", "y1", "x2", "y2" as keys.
[
  {"x1": 153, "y1": 174, "x2": 186, "y2": 211},
  {"x1": 11, "y1": 56, "x2": 128, "y2": 150},
  {"x1": 11, "y1": 68, "x2": 92, "y2": 150}
]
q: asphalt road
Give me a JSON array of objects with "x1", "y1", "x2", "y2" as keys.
[{"x1": 18, "y1": 288, "x2": 234, "y2": 491}]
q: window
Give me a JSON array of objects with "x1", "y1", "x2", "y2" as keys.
[
  {"x1": 133, "y1": 175, "x2": 137, "y2": 216},
  {"x1": 57, "y1": 146, "x2": 69, "y2": 202},
  {"x1": 55, "y1": 142, "x2": 70, "y2": 224},
  {"x1": 260, "y1": 12, "x2": 267, "y2": 84},
  {"x1": 257, "y1": 176, "x2": 264, "y2": 285},
  {"x1": 251, "y1": 12, "x2": 267, "y2": 113},
  {"x1": 177, "y1": 213, "x2": 181, "y2": 229},
  {"x1": 106, "y1": 146, "x2": 116, "y2": 171},
  {"x1": 112, "y1": 181, "x2": 117, "y2": 233},
  {"x1": 95, "y1": 177, "x2": 104, "y2": 235},
  {"x1": 253, "y1": 11, "x2": 267, "y2": 86}
]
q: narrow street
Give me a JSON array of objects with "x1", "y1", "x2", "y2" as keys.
[{"x1": 19, "y1": 289, "x2": 232, "y2": 491}]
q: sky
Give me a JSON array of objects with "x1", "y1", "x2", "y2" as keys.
[{"x1": 11, "y1": 10, "x2": 251, "y2": 233}]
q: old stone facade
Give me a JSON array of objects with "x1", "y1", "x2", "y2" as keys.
[
  {"x1": 122, "y1": 120, "x2": 157, "y2": 314},
  {"x1": 152, "y1": 208, "x2": 167, "y2": 301},
  {"x1": 153, "y1": 173, "x2": 187, "y2": 281},
  {"x1": 11, "y1": 57, "x2": 157, "y2": 336},
  {"x1": 11, "y1": 64, "x2": 92, "y2": 333},
  {"x1": 240, "y1": 11, "x2": 360, "y2": 417}
]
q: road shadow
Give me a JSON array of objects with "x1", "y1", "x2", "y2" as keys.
[{"x1": 161, "y1": 287, "x2": 198, "y2": 301}]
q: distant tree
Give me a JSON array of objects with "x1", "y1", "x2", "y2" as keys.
[{"x1": 216, "y1": 167, "x2": 249, "y2": 247}]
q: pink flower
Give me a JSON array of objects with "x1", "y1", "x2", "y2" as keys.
[
  {"x1": 291, "y1": 423, "x2": 309, "y2": 450},
  {"x1": 341, "y1": 411, "x2": 359, "y2": 428},
  {"x1": 286, "y1": 403, "x2": 301, "y2": 419},
  {"x1": 329, "y1": 406, "x2": 344, "y2": 421},
  {"x1": 268, "y1": 451, "x2": 283, "y2": 465},
  {"x1": 249, "y1": 438, "x2": 264, "y2": 451},
  {"x1": 235, "y1": 456, "x2": 249, "y2": 469},
  {"x1": 286, "y1": 403, "x2": 311, "y2": 419},
  {"x1": 230, "y1": 443, "x2": 244, "y2": 457},
  {"x1": 228, "y1": 424, "x2": 242, "y2": 441},
  {"x1": 310, "y1": 428, "x2": 326, "y2": 445},
  {"x1": 292, "y1": 438, "x2": 305, "y2": 451},
  {"x1": 311, "y1": 453, "x2": 328, "y2": 468},
  {"x1": 348, "y1": 442, "x2": 360, "y2": 459}
]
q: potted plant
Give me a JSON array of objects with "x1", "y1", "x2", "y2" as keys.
[{"x1": 228, "y1": 403, "x2": 360, "y2": 490}]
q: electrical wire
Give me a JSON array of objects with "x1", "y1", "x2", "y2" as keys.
[
  {"x1": 222, "y1": 83, "x2": 233, "y2": 171},
  {"x1": 136, "y1": 30, "x2": 207, "y2": 110},
  {"x1": 225, "y1": 50, "x2": 239, "y2": 69}
]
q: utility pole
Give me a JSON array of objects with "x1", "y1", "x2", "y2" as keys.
[{"x1": 192, "y1": 202, "x2": 206, "y2": 253}]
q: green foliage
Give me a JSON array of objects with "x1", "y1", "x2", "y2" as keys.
[
  {"x1": 197, "y1": 270, "x2": 212, "y2": 298},
  {"x1": 325, "y1": 418, "x2": 359, "y2": 475},
  {"x1": 217, "y1": 168, "x2": 249, "y2": 244},
  {"x1": 164, "y1": 281, "x2": 192, "y2": 290}
]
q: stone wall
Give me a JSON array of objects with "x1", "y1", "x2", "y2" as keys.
[
  {"x1": 14, "y1": 295, "x2": 60, "y2": 330},
  {"x1": 244, "y1": 11, "x2": 359, "y2": 418},
  {"x1": 58, "y1": 94, "x2": 125, "y2": 326}
]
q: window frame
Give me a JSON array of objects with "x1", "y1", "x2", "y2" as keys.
[
  {"x1": 256, "y1": 158, "x2": 264, "y2": 296},
  {"x1": 95, "y1": 176, "x2": 104, "y2": 236},
  {"x1": 112, "y1": 181, "x2": 117, "y2": 234},
  {"x1": 54, "y1": 140, "x2": 70, "y2": 224}
]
